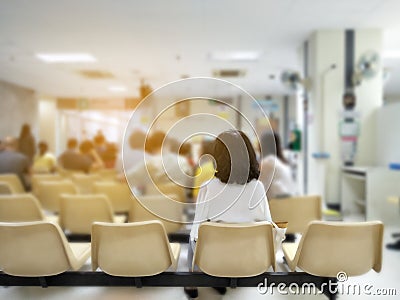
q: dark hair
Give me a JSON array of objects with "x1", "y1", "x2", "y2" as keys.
[
  {"x1": 67, "y1": 138, "x2": 78, "y2": 149},
  {"x1": 19, "y1": 124, "x2": 31, "y2": 138},
  {"x1": 260, "y1": 132, "x2": 288, "y2": 164},
  {"x1": 145, "y1": 131, "x2": 165, "y2": 154},
  {"x1": 38, "y1": 141, "x2": 48, "y2": 152},
  {"x1": 201, "y1": 139, "x2": 214, "y2": 156},
  {"x1": 79, "y1": 140, "x2": 94, "y2": 154},
  {"x1": 213, "y1": 130, "x2": 259, "y2": 184}
]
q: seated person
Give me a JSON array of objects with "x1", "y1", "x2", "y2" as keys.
[
  {"x1": 259, "y1": 132, "x2": 296, "y2": 199},
  {"x1": 32, "y1": 141, "x2": 56, "y2": 173},
  {"x1": 79, "y1": 140, "x2": 105, "y2": 171},
  {"x1": 0, "y1": 136, "x2": 30, "y2": 190},
  {"x1": 186, "y1": 130, "x2": 272, "y2": 298},
  {"x1": 58, "y1": 138, "x2": 92, "y2": 173}
]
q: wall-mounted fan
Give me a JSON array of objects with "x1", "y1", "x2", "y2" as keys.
[
  {"x1": 281, "y1": 70, "x2": 311, "y2": 92},
  {"x1": 352, "y1": 50, "x2": 380, "y2": 86}
]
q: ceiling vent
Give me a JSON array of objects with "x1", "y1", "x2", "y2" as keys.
[
  {"x1": 213, "y1": 69, "x2": 246, "y2": 78},
  {"x1": 78, "y1": 70, "x2": 114, "y2": 79}
]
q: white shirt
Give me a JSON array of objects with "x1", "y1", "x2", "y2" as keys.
[
  {"x1": 190, "y1": 178, "x2": 272, "y2": 241},
  {"x1": 259, "y1": 155, "x2": 296, "y2": 199}
]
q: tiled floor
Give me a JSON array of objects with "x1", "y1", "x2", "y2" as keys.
[{"x1": 1, "y1": 223, "x2": 399, "y2": 300}]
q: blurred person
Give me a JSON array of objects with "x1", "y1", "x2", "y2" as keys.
[
  {"x1": 115, "y1": 129, "x2": 146, "y2": 174},
  {"x1": 93, "y1": 130, "x2": 107, "y2": 161},
  {"x1": 58, "y1": 138, "x2": 91, "y2": 173},
  {"x1": 18, "y1": 123, "x2": 36, "y2": 165},
  {"x1": 79, "y1": 139, "x2": 105, "y2": 171},
  {"x1": 102, "y1": 142, "x2": 118, "y2": 168},
  {"x1": 192, "y1": 139, "x2": 215, "y2": 198},
  {"x1": 185, "y1": 130, "x2": 272, "y2": 298},
  {"x1": 0, "y1": 136, "x2": 30, "y2": 190},
  {"x1": 259, "y1": 131, "x2": 296, "y2": 199},
  {"x1": 124, "y1": 131, "x2": 191, "y2": 192},
  {"x1": 32, "y1": 141, "x2": 56, "y2": 173}
]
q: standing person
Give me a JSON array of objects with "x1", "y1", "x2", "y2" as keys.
[
  {"x1": 18, "y1": 124, "x2": 36, "y2": 165},
  {"x1": 185, "y1": 130, "x2": 272, "y2": 298},
  {"x1": 259, "y1": 131, "x2": 296, "y2": 199},
  {"x1": 0, "y1": 136, "x2": 30, "y2": 190},
  {"x1": 32, "y1": 141, "x2": 56, "y2": 173}
]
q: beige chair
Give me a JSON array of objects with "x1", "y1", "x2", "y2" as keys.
[
  {"x1": 91, "y1": 221, "x2": 180, "y2": 276},
  {"x1": 71, "y1": 173, "x2": 102, "y2": 194},
  {"x1": 60, "y1": 194, "x2": 125, "y2": 234},
  {"x1": 37, "y1": 180, "x2": 77, "y2": 213},
  {"x1": 93, "y1": 182, "x2": 132, "y2": 213},
  {"x1": 57, "y1": 167, "x2": 84, "y2": 178},
  {"x1": 0, "y1": 174, "x2": 25, "y2": 193},
  {"x1": 0, "y1": 182, "x2": 13, "y2": 194},
  {"x1": 0, "y1": 221, "x2": 91, "y2": 276},
  {"x1": 146, "y1": 182, "x2": 187, "y2": 203},
  {"x1": 282, "y1": 221, "x2": 383, "y2": 277},
  {"x1": 269, "y1": 195, "x2": 322, "y2": 234},
  {"x1": 94, "y1": 169, "x2": 118, "y2": 181},
  {"x1": 129, "y1": 195, "x2": 183, "y2": 233},
  {"x1": 31, "y1": 173, "x2": 62, "y2": 196},
  {"x1": 0, "y1": 194, "x2": 44, "y2": 222},
  {"x1": 193, "y1": 222, "x2": 276, "y2": 277}
]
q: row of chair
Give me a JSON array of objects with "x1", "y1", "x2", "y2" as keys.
[
  {"x1": 0, "y1": 193, "x2": 184, "y2": 234},
  {"x1": 0, "y1": 220, "x2": 383, "y2": 280}
]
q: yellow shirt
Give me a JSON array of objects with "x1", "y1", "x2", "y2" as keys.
[
  {"x1": 192, "y1": 160, "x2": 215, "y2": 198},
  {"x1": 33, "y1": 152, "x2": 56, "y2": 173}
]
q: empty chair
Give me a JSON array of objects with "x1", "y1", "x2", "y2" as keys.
[
  {"x1": 71, "y1": 173, "x2": 102, "y2": 194},
  {"x1": 31, "y1": 173, "x2": 62, "y2": 196},
  {"x1": 146, "y1": 182, "x2": 186, "y2": 203},
  {"x1": 93, "y1": 182, "x2": 132, "y2": 213},
  {"x1": 269, "y1": 195, "x2": 322, "y2": 234},
  {"x1": 0, "y1": 182, "x2": 13, "y2": 194},
  {"x1": 129, "y1": 195, "x2": 183, "y2": 233},
  {"x1": 282, "y1": 221, "x2": 383, "y2": 277},
  {"x1": 60, "y1": 194, "x2": 125, "y2": 234},
  {"x1": 0, "y1": 221, "x2": 91, "y2": 276},
  {"x1": 193, "y1": 222, "x2": 276, "y2": 277},
  {"x1": 94, "y1": 169, "x2": 118, "y2": 181},
  {"x1": 37, "y1": 180, "x2": 77, "y2": 213},
  {"x1": 91, "y1": 221, "x2": 180, "y2": 276},
  {"x1": 0, "y1": 194, "x2": 44, "y2": 222},
  {"x1": 0, "y1": 174, "x2": 25, "y2": 193}
]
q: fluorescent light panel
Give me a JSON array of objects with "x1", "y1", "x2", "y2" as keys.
[
  {"x1": 209, "y1": 51, "x2": 261, "y2": 61},
  {"x1": 108, "y1": 86, "x2": 127, "y2": 92},
  {"x1": 36, "y1": 53, "x2": 97, "y2": 63}
]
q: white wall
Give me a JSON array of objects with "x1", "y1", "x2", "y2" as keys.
[
  {"x1": 38, "y1": 98, "x2": 57, "y2": 153},
  {"x1": 0, "y1": 80, "x2": 38, "y2": 140}
]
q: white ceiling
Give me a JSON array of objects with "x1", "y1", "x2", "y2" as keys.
[{"x1": 0, "y1": 0, "x2": 400, "y2": 98}]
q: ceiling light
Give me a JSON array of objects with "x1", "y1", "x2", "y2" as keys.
[
  {"x1": 383, "y1": 50, "x2": 400, "y2": 59},
  {"x1": 35, "y1": 53, "x2": 97, "y2": 63},
  {"x1": 209, "y1": 51, "x2": 261, "y2": 62},
  {"x1": 108, "y1": 86, "x2": 127, "y2": 92}
]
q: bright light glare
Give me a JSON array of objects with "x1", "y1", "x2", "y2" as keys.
[{"x1": 36, "y1": 53, "x2": 97, "y2": 63}]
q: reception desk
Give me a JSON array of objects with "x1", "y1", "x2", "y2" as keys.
[{"x1": 341, "y1": 166, "x2": 400, "y2": 225}]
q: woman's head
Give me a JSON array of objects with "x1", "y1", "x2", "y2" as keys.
[
  {"x1": 260, "y1": 131, "x2": 287, "y2": 164},
  {"x1": 79, "y1": 140, "x2": 94, "y2": 154},
  {"x1": 213, "y1": 130, "x2": 259, "y2": 184}
]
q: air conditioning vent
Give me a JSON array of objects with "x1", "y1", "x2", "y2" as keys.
[
  {"x1": 78, "y1": 70, "x2": 114, "y2": 79},
  {"x1": 213, "y1": 69, "x2": 246, "y2": 78}
]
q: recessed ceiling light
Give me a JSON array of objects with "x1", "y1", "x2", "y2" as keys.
[
  {"x1": 35, "y1": 53, "x2": 97, "y2": 63},
  {"x1": 209, "y1": 51, "x2": 261, "y2": 62},
  {"x1": 383, "y1": 50, "x2": 400, "y2": 59},
  {"x1": 108, "y1": 86, "x2": 127, "y2": 92}
]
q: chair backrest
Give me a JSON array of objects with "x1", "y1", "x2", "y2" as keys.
[
  {"x1": 93, "y1": 182, "x2": 132, "y2": 213},
  {"x1": 31, "y1": 173, "x2": 62, "y2": 196},
  {"x1": 94, "y1": 169, "x2": 117, "y2": 181},
  {"x1": 0, "y1": 194, "x2": 45, "y2": 222},
  {"x1": 0, "y1": 221, "x2": 81, "y2": 276},
  {"x1": 0, "y1": 174, "x2": 25, "y2": 193},
  {"x1": 294, "y1": 221, "x2": 383, "y2": 277},
  {"x1": 60, "y1": 194, "x2": 114, "y2": 234},
  {"x1": 146, "y1": 182, "x2": 186, "y2": 203},
  {"x1": 0, "y1": 181, "x2": 13, "y2": 194},
  {"x1": 37, "y1": 180, "x2": 77, "y2": 212},
  {"x1": 71, "y1": 173, "x2": 102, "y2": 194},
  {"x1": 129, "y1": 194, "x2": 183, "y2": 233},
  {"x1": 269, "y1": 195, "x2": 322, "y2": 234},
  {"x1": 194, "y1": 222, "x2": 276, "y2": 277},
  {"x1": 91, "y1": 221, "x2": 176, "y2": 276}
]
